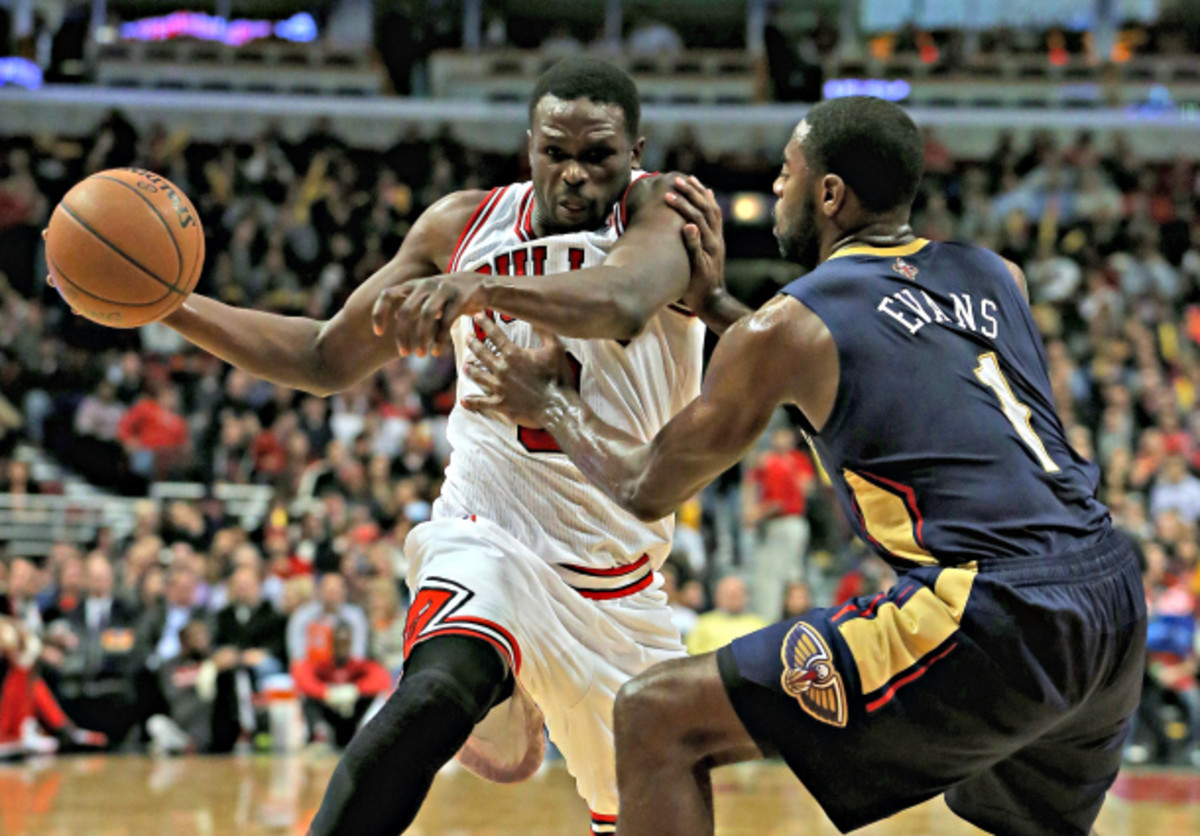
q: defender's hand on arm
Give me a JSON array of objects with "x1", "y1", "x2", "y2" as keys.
[
  {"x1": 665, "y1": 176, "x2": 750, "y2": 334},
  {"x1": 478, "y1": 174, "x2": 692, "y2": 341},
  {"x1": 461, "y1": 315, "x2": 576, "y2": 428},
  {"x1": 464, "y1": 300, "x2": 810, "y2": 522},
  {"x1": 371, "y1": 271, "x2": 487, "y2": 358}
]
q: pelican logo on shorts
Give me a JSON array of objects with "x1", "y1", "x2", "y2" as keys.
[{"x1": 780, "y1": 621, "x2": 847, "y2": 728}]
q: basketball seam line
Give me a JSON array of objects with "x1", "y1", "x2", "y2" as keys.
[
  {"x1": 49, "y1": 252, "x2": 171, "y2": 307},
  {"x1": 91, "y1": 173, "x2": 186, "y2": 286},
  {"x1": 59, "y1": 203, "x2": 184, "y2": 296},
  {"x1": 184, "y1": 212, "x2": 204, "y2": 291}
]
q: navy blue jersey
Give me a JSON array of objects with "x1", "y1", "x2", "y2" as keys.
[{"x1": 781, "y1": 238, "x2": 1110, "y2": 569}]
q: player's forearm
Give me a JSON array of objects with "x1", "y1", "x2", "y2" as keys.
[
  {"x1": 538, "y1": 387, "x2": 718, "y2": 522},
  {"x1": 694, "y1": 290, "x2": 752, "y2": 336},
  {"x1": 481, "y1": 266, "x2": 651, "y2": 340},
  {"x1": 164, "y1": 295, "x2": 335, "y2": 395},
  {"x1": 536, "y1": 385, "x2": 661, "y2": 517}
]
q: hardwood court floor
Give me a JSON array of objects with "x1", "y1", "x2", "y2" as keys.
[{"x1": 0, "y1": 755, "x2": 1197, "y2": 835}]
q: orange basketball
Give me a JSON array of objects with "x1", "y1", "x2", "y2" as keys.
[{"x1": 46, "y1": 168, "x2": 205, "y2": 328}]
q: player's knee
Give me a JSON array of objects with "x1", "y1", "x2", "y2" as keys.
[
  {"x1": 400, "y1": 664, "x2": 489, "y2": 724},
  {"x1": 402, "y1": 635, "x2": 511, "y2": 723},
  {"x1": 614, "y1": 661, "x2": 691, "y2": 756}
]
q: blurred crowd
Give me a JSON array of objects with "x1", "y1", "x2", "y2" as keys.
[{"x1": 1, "y1": 109, "x2": 1200, "y2": 766}]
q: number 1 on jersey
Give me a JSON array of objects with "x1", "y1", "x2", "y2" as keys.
[{"x1": 973, "y1": 352, "x2": 1060, "y2": 473}]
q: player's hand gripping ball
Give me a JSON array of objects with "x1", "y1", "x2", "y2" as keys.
[{"x1": 45, "y1": 168, "x2": 205, "y2": 328}]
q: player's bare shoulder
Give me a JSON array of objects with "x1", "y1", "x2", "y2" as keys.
[
  {"x1": 752, "y1": 294, "x2": 840, "y2": 430},
  {"x1": 412, "y1": 189, "x2": 492, "y2": 271}
]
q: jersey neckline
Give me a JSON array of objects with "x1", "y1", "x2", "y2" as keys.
[{"x1": 827, "y1": 238, "x2": 931, "y2": 260}]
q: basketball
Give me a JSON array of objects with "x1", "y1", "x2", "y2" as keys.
[{"x1": 45, "y1": 168, "x2": 205, "y2": 328}]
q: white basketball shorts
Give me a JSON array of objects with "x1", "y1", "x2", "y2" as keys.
[{"x1": 403, "y1": 515, "x2": 686, "y2": 832}]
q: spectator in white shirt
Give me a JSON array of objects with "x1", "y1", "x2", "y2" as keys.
[
  {"x1": 1150, "y1": 454, "x2": 1200, "y2": 526},
  {"x1": 74, "y1": 381, "x2": 126, "y2": 442},
  {"x1": 141, "y1": 566, "x2": 203, "y2": 669},
  {"x1": 287, "y1": 573, "x2": 368, "y2": 666}
]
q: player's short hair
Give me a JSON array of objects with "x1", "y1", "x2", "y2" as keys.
[
  {"x1": 798, "y1": 96, "x2": 924, "y2": 213},
  {"x1": 529, "y1": 58, "x2": 641, "y2": 139}
]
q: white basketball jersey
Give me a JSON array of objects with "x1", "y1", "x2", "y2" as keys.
[{"x1": 435, "y1": 174, "x2": 705, "y2": 578}]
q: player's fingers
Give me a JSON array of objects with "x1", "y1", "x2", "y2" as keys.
[
  {"x1": 705, "y1": 186, "x2": 723, "y2": 232},
  {"x1": 464, "y1": 362, "x2": 502, "y2": 391},
  {"x1": 432, "y1": 302, "x2": 460, "y2": 355},
  {"x1": 371, "y1": 285, "x2": 411, "y2": 337},
  {"x1": 462, "y1": 359, "x2": 505, "y2": 399},
  {"x1": 677, "y1": 175, "x2": 715, "y2": 217},
  {"x1": 690, "y1": 174, "x2": 715, "y2": 198},
  {"x1": 45, "y1": 273, "x2": 56, "y2": 289},
  {"x1": 414, "y1": 289, "x2": 448, "y2": 357},
  {"x1": 674, "y1": 177, "x2": 722, "y2": 239},
  {"x1": 465, "y1": 337, "x2": 501, "y2": 372},
  {"x1": 698, "y1": 219, "x2": 722, "y2": 254},
  {"x1": 683, "y1": 176, "x2": 721, "y2": 231},
  {"x1": 460, "y1": 393, "x2": 502, "y2": 412},
  {"x1": 665, "y1": 190, "x2": 702, "y2": 226},
  {"x1": 673, "y1": 174, "x2": 706, "y2": 202},
  {"x1": 681, "y1": 223, "x2": 702, "y2": 255},
  {"x1": 41, "y1": 229, "x2": 48, "y2": 241},
  {"x1": 394, "y1": 285, "x2": 431, "y2": 355},
  {"x1": 371, "y1": 287, "x2": 397, "y2": 336},
  {"x1": 473, "y1": 314, "x2": 512, "y2": 351}
]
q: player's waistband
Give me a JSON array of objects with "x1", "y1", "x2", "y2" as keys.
[
  {"x1": 553, "y1": 555, "x2": 655, "y2": 600},
  {"x1": 974, "y1": 529, "x2": 1136, "y2": 587}
]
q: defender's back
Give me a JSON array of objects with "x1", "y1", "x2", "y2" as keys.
[{"x1": 781, "y1": 238, "x2": 1110, "y2": 569}]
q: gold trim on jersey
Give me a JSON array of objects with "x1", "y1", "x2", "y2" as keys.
[
  {"x1": 837, "y1": 567, "x2": 976, "y2": 696},
  {"x1": 827, "y1": 238, "x2": 931, "y2": 260},
  {"x1": 843, "y1": 469, "x2": 935, "y2": 565}
]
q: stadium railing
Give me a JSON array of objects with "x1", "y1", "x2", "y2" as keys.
[
  {"x1": 0, "y1": 484, "x2": 274, "y2": 558},
  {"x1": 3, "y1": 84, "x2": 1197, "y2": 161},
  {"x1": 94, "y1": 39, "x2": 382, "y2": 95}
]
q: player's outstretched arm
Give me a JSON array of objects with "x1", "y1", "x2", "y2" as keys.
[
  {"x1": 374, "y1": 173, "x2": 696, "y2": 356},
  {"x1": 161, "y1": 191, "x2": 482, "y2": 396},
  {"x1": 462, "y1": 296, "x2": 835, "y2": 521}
]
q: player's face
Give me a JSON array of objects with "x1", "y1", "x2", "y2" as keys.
[
  {"x1": 528, "y1": 95, "x2": 643, "y2": 234},
  {"x1": 773, "y1": 138, "x2": 821, "y2": 271}
]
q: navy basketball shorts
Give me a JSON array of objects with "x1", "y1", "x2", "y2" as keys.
[{"x1": 717, "y1": 532, "x2": 1146, "y2": 836}]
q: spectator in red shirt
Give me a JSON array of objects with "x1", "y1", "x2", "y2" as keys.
[
  {"x1": 117, "y1": 385, "x2": 191, "y2": 479},
  {"x1": 292, "y1": 622, "x2": 391, "y2": 748},
  {"x1": 832, "y1": 551, "x2": 898, "y2": 607},
  {"x1": 0, "y1": 616, "x2": 106, "y2": 760},
  {"x1": 744, "y1": 427, "x2": 816, "y2": 622}
]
